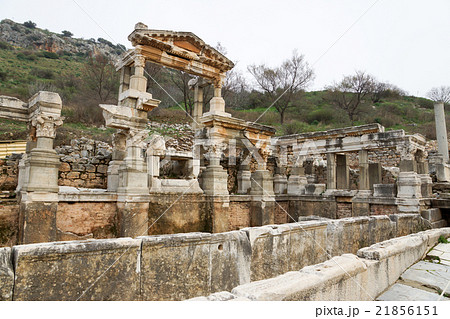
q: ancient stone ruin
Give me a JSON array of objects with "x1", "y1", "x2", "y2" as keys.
[{"x1": 0, "y1": 22, "x2": 449, "y2": 301}]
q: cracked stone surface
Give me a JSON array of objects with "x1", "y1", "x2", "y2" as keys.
[
  {"x1": 377, "y1": 283, "x2": 449, "y2": 301},
  {"x1": 377, "y1": 243, "x2": 450, "y2": 301}
]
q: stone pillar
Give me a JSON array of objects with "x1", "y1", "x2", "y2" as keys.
[
  {"x1": 237, "y1": 163, "x2": 251, "y2": 194},
  {"x1": 416, "y1": 160, "x2": 432, "y2": 198},
  {"x1": 326, "y1": 153, "x2": 336, "y2": 190},
  {"x1": 434, "y1": 102, "x2": 449, "y2": 163},
  {"x1": 287, "y1": 166, "x2": 307, "y2": 195},
  {"x1": 336, "y1": 154, "x2": 349, "y2": 190},
  {"x1": 202, "y1": 75, "x2": 230, "y2": 117},
  {"x1": 191, "y1": 78, "x2": 209, "y2": 129},
  {"x1": 130, "y1": 55, "x2": 147, "y2": 92},
  {"x1": 116, "y1": 128, "x2": 150, "y2": 238},
  {"x1": 358, "y1": 150, "x2": 370, "y2": 191},
  {"x1": 396, "y1": 159, "x2": 422, "y2": 212},
  {"x1": 273, "y1": 166, "x2": 287, "y2": 195},
  {"x1": 118, "y1": 66, "x2": 131, "y2": 96},
  {"x1": 19, "y1": 92, "x2": 64, "y2": 244},
  {"x1": 201, "y1": 138, "x2": 229, "y2": 196},
  {"x1": 107, "y1": 131, "x2": 126, "y2": 192}
]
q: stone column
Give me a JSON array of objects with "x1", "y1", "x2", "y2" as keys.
[
  {"x1": 358, "y1": 150, "x2": 370, "y2": 191},
  {"x1": 19, "y1": 92, "x2": 63, "y2": 244},
  {"x1": 118, "y1": 66, "x2": 131, "y2": 97},
  {"x1": 107, "y1": 131, "x2": 127, "y2": 192},
  {"x1": 396, "y1": 159, "x2": 422, "y2": 212},
  {"x1": 237, "y1": 163, "x2": 252, "y2": 194},
  {"x1": 287, "y1": 166, "x2": 307, "y2": 195},
  {"x1": 202, "y1": 75, "x2": 230, "y2": 117},
  {"x1": 273, "y1": 166, "x2": 287, "y2": 195},
  {"x1": 201, "y1": 137, "x2": 229, "y2": 196},
  {"x1": 116, "y1": 128, "x2": 150, "y2": 238},
  {"x1": 416, "y1": 155, "x2": 432, "y2": 198},
  {"x1": 354, "y1": 150, "x2": 370, "y2": 215},
  {"x1": 249, "y1": 149, "x2": 275, "y2": 227},
  {"x1": 130, "y1": 55, "x2": 147, "y2": 92},
  {"x1": 434, "y1": 102, "x2": 449, "y2": 163},
  {"x1": 326, "y1": 153, "x2": 336, "y2": 190}
]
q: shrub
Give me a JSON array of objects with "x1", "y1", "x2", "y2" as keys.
[
  {"x1": 97, "y1": 37, "x2": 114, "y2": 47},
  {"x1": 416, "y1": 97, "x2": 434, "y2": 109},
  {"x1": 41, "y1": 51, "x2": 59, "y2": 59},
  {"x1": 61, "y1": 30, "x2": 73, "y2": 38},
  {"x1": 0, "y1": 70, "x2": 7, "y2": 81},
  {"x1": 307, "y1": 108, "x2": 334, "y2": 124},
  {"x1": 23, "y1": 21, "x2": 36, "y2": 29},
  {"x1": 16, "y1": 51, "x2": 37, "y2": 61},
  {"x1": 0, "y1": 41, "x2": 11, "y2": 50},
  {"x1": 281, "y1": 120, "x2": 312, "y2": 135},
  {"x1": 30, "y1": 68, "x2": 54, "y2": 79}
]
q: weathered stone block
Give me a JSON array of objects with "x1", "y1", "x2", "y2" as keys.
[
  {"x1": 0, "y1": 247, "x2": 14, "y2": 301},
  {"x1": 66, "y1": 171, "x2": 80, "y2": 179},
  {"x1": 421, "y1": 208, "x2": 442, "y2": 223},
  {"x1": 59, "y1": 162, "x2": 70, "y2": 172},
  {"x1": 13, "y1": 238, "x2": 142, "y2": 300},
  {"x1": 209, "y1": 231, "x2": 251, "y2": 293},
  {"x1": 97, "y1": 164, "x2": 108, "y2": 174},
  {"x1": 140, "y1": 233, "x2": 211, "y2": 300}
]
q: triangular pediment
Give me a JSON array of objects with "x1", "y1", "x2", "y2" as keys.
[{"x1": 128, "y1": 23, "x2": 234, "y2": 73}]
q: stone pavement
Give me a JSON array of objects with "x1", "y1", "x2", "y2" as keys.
[{"x1": 377, "y1": 242, "x2": 450, "y2": 301}]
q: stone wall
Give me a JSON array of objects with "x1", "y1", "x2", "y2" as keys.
[
  {"x1": 216, "y1": 228, "x2": 450, "y2": 301},
  {"x1": 0, "y1": 213, "x2": 430, "y2": 300},
  {"x1": 57, "y1": 138, "x2": 111, "y2": 189},
  {"x1": 0, "y1": 154, "x2": 21, "y2": 193}
]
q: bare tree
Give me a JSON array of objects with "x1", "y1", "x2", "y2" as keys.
[
  {"x1": 326, "y1": 71, "x2": 375, "y2": 125},
  {"x1": 248, "y1": 50, "x2": 314, "y2": 124},
  {"x1": 427, "y1": 86, "x2": 450, "y2": 103},
  {"x1": 222, "y1": 69, "x2": 249, "y2": 109},
  {"x1": 370, "y1": 82, "x2": 405, "y2": 103},
  {"x1": 83, "y1": 54, "x2": 118, "y2": 102}
]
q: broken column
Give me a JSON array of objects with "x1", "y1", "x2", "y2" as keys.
[
  {"x1": 249, "y1": 148, "x2": 275, "y2": 226},
  {"x1": 273, "y1": 166, "x2": 287, "y2": 195},
  {"x1": 396, "y1": 159, "x2": 422, "y2": 212},
  {"x1": 202, "y1": 76, "x2": 230, "y2": 117},
  {"x1": 237, "y1": 163, "x2": 252, "y2": 194},
  {"x1": 287, "y1": 166, "x2": 307, "y2": 195},
  {"x1": 416, "y1": 152, "x2": 432, "y2": 198},
  {"x1": 18, "y1": 92, "x2": 64, "y2": 244},
  {"x1": 107, "y1": 131, "x2": 127, "y2": 192}
]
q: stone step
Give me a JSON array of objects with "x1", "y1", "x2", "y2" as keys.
[
  {"x1": 431, "y1": 219, "x2": 448, "y2": 229},
  {"x1": 421, "y1": 208, "x2": 442, "y2": 222}
]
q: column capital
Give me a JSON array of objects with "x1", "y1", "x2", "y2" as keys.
[{"x1": 31, "y1": 114, "x2": 64, "y2": 139}]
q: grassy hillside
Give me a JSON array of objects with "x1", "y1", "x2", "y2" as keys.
[
  {"x1": 0, "y1": 28, "x2": 446, "y2": 143},
  {"x1": 0, "y1": 41, "x2": 85, "y2": 99}
]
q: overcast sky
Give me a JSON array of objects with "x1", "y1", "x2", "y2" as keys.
[{"x1": 1, "y1": 0, "x2": 449, "y2": 97}]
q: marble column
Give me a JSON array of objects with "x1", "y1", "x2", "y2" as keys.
[
  {"x1": 19, "y1": 92, "x2": 64, "y2": 244},
  {"x1": 434, "y1": 102, "x2": 449, "y2": 163}
]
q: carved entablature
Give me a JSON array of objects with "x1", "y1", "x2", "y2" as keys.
[
  {"x1": 31, "y1": 114, "x2": 64, "y2": 138},
  {"x1": 118, "y1": 23, "x2": 235, "y2": 86}
]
